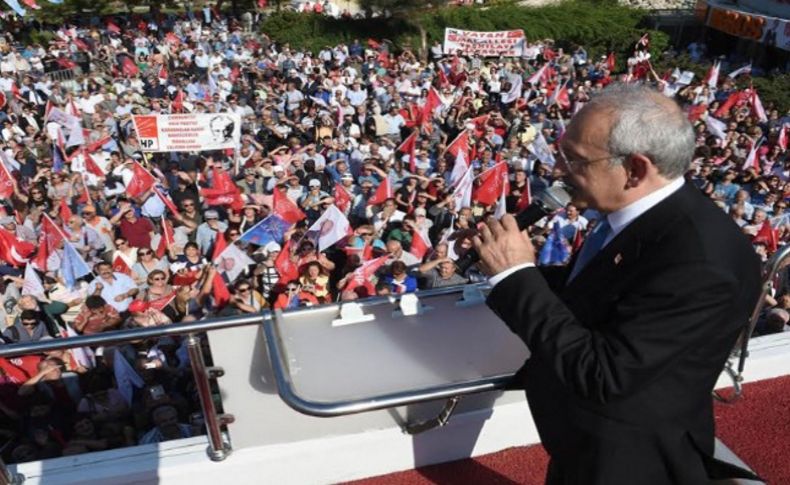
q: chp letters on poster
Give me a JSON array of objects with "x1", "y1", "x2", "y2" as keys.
[{"x1": 132, "y1": 113, "x2": 242, "y2": 152}]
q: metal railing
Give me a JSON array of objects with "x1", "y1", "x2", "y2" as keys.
[
  {"x1": 261, "y1": 284, "x2": 520, "y2": 418},
  {"x1": 715, "y1": 244, "x2": 790, "y2": 402},
  {"x1": 0, "y1": 312, "x2": 267, "y2": 480},
  {"x1": 0, "y1": 253, "x2": 786, "y2": 480}
]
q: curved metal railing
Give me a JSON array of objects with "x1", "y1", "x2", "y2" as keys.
[
  {"x1": 714, "y1": 244, "x2": 790, "y2": 403},
  {"x1": 0, "y1": 256, "x2": 785, "y2": 481}
]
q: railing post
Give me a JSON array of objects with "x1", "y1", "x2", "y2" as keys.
[
  {"x1": 0, "y1": 457, "x2": 23, "y2": 485},
  {"x1": 186, "y1": 334, "x2": 232, "y2": 462}
]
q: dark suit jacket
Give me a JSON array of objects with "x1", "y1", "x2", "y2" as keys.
[{"x1": 487, "y1": 183, "x2": 762, "y2": 485}]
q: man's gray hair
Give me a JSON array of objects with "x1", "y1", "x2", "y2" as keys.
[{"x1": 588, "y1": 83, "x2": 695, "y2": 179}]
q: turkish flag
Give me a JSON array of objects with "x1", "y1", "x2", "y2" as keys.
[
  {"x1": 334, "y1": 184, "x2": 352, "y2": 213},
  {"x1": 0, "y1": 159, "x2": 14, "y2": 199},
  {"x1": 0, "y1": 228, "x2": 35, "y2": 267},
  {"x1": 421, "y1": 87, "x2": 443, "y2": 132},
  {"x1": 367, "y1": 178, "x2": 392, "y2": 206},
  {"x1": 516, "y1": 182, "x2": 531, "y2": 212},
  {"x1": 165, "y1": 32, "x2": 180, "y2": 46},
  {"x1": 73, "y1": 38, "x2": 89, "y2": 51},
  {"x1": 106, "y1": 20, "x2": 121, "y2": 34},
  {"x1": 396, "y1": 130, "x2": 418, "y2": 173},
  {"x1": 201, "y1": 167, "x2": 245, "y2": 212},
  {"x1": 447, "y1": 130, "x2": 470, "y2": 160},
  {"x1": 345, "y1": 255, "x2": 389, "y2": 292},
  {"x1": 274, "y1": 240, "x2": 300, "y2": 284},
  {"x1": 410, "y1": 230, "x2": 431, "y2": 260},
  {"x1": 470, "y1": 114, "x2": 490, "y2": 138},
  {"x1": 687, "y1": 103, "x2": 707, "y2": 123},
  {"x1": 149, "y1": 292, "x2": 176, "y2": 311},
  {"x1": 121, "y1": 56, "x2": 139, "y2": 77},
  {"x1": 211, "y1": 231, "x2": 227, "y2": 262},
  {"x1": 32, "y1": 233, "x2": 49, "y2": 271},
  {"x1": 753, "y1": 220, "x2": 778, "y2": 253},
  {"x1": 112, "y1": 255, "x2": 131, "y2": 275},
  {"x1": 572, "y1": 228, "x2": 584, "y2": 254},
  {"x1": 172, "y1": 90, "x2": 185, "y2": 113},
  {"x1": 84, "y1": 152, "x2": 106, "y2": 177},
  {"x1": 714, "y1": 91, "x2": 748, "y2": 118},
  {"x1": 212, "y1": 272, "x2": 231, "y2": 308},
  {"x1": 273, "y1": 189, "x2": 306, "y2": 224},
  {"x1": 41, "y1": 214, "x2": 65, "y2": 254},
  {"x1": 473, "y1": 162, "x2": 508, "y2": 206},
  {"x1": 126, "y1": 162, "x2": 156, "y2": 198},
  {"x1": 77, "y1": 181, "x2": 91, "y2": 206},
  {"x1": 153, "y1": 187, "x2": 180, "y2": 216},
  {"x1": 59, "y1": 199, "x2": 73, "y2": 225},
  {"x1": 156, "y1": 216, "x2": 175, "y2": 259},
  {"x1": 554, "y1": 83, "x2": 570, "y2": 110},
  {"x1": 437, "y1": 68, "x2": 450, "y2": 87}
]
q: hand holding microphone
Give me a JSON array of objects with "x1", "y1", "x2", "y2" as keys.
[{"x1": 457, "y1": 186, "x2": 572, "y2": 275}]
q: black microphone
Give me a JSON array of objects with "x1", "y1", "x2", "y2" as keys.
[{"x1": 455, "y1": 186, "x2": 572, "y2": 275}]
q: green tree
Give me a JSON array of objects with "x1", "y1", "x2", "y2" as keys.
[{"x1": 357, "y1": 0, "x2": 434, "y2": 57}]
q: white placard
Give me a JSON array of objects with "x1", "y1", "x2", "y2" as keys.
[{"x1": 132, "y1": 113, "x2": 242, "y2": 152}]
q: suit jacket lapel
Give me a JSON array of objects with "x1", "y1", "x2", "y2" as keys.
[{"x1": 563, "y1": 182, "x2": 694, "y2": 291}]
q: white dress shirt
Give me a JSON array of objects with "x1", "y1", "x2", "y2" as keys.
[{"x1": 489, "y1": 177, "x2": 686, "y2": 287}]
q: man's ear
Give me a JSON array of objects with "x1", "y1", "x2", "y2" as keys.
[{"x1": 624, "y1": 153, "x2": 652, "y2": 188}]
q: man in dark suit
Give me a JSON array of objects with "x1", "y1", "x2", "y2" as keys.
[{"x1": 473, "y1": 84, "x2": 762, "y2": 484}]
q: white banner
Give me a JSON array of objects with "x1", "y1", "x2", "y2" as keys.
[
  {"x1": 443, "y1": 28, "x2": 526, "y2": 57},
  {"x1": 132, "y1": 113, "x2": 242, "y2": 152}
]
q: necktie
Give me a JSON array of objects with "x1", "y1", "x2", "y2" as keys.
[{"x1": 567, "y1": 218, "x2": 611, "y2": 282}]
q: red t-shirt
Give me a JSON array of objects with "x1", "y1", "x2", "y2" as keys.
[{"x1": 120, "y1": 217, "x2": 154, "y2": 249}]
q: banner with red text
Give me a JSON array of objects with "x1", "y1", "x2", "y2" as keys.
[
  {"x1": 443, "y1": 28, "x2": 526, "y2": 57},
  {"x1": 132, "y1": 113, "x2": 242, "y2": 152}
]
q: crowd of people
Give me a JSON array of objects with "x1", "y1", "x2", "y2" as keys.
[{"x1": 0, "y1": 3, "x2": 787, "y2": 464}]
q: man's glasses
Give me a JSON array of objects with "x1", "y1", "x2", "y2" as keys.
[
  {"x1": 21, "y1": 320, "x2": 37, "y2": 327},
  {"x1": 139, "y1": 250, "x2": 152, "y2": 256},
  {"x1": 229, "y1": 232, "x2": 239, "y2": 237},
  {"x1": 287, "y1": 287, "x2": 298, "y2": 292},
  {"x1": 183, "y1": 203, "x2": 195, "y2": 208},
  {"x1": 557, "y1": 149, "x2": 621, "y2": 174}
]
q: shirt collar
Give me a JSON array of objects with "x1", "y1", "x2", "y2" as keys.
[{"x1": 606, "y1": 177, "x2": 685, "y2": 237}]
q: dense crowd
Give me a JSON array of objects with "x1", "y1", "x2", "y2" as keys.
[{"x1": 0, "y1": 4, "x2": 788, "y2": 464}]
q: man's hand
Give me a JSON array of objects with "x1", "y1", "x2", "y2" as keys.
[{"x1": 472, "y1": 214, "x2": 535, "y2": 276}]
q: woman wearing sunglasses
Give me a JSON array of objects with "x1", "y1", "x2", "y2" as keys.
[
  {"x1": 272, "y1": 282, "x2": 319, "y2": 311},
  {"x1": 142, "y1": 270, "x2": 174, "y2": 303},
  {"x1": 132, "y1": 250, "x2": 170, "y2": 288}
]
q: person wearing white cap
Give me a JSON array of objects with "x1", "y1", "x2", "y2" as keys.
[
  {"x1": 266, "y1": 165, "x2": 288, "y2": 192},
  {"x1": 195, "y1": 210, "x2": 227, "y2": 256},
  {"x1": 299, "y1": 179, "x2": 333, "y2": 223},
  {"x1": 252, "y1": 241, "x2": 282, "y2": 302}
]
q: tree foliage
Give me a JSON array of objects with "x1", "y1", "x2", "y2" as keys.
[{"x1": 262, "y1": 0, "x2": 669, "y2": 61}]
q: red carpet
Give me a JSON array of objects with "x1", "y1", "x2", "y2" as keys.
[{"x1": 350, "y1": 375, "x2": 790, "y2": 485}]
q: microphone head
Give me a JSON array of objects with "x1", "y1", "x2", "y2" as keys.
[{"x1": 536, "y1": 185, "x2": 572, "y2": 212}]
